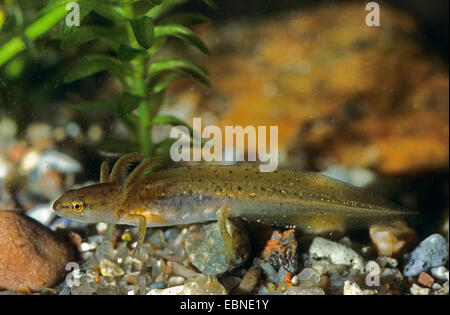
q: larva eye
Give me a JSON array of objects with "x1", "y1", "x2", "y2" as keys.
[{"x1": 71, "y1": 200, "x2": 85, "y2": 212}]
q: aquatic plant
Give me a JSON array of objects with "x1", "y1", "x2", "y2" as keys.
[{"x1": 0, "y1": 0, "x2": 214, "y2": 158}]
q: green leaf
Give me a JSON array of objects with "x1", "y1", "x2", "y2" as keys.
[
  {"x1": 64, "y1": 55, "x2": 131, "y2": 82},
  {"x1": 159, "y1": 12, "x2": 210, "y2": 26},
  {"x1": 131, "y1": 16, "x2": 155, "y2": 49},
  {"x1": 91, "y1": 1, "x2": 128, "y2": 21},
  {"x1": 39, "y1": 0, "x2": 72, "y2": 15},
  {"x1": 118, "y1": 92, "x2": 143, "y2": 116},
  {"x1": 147, "y1": 71, "x2": 183, "y2": 94},
  {"x1": 97, "y1": 139, "x2": 138, "y2": 154},
  {"x1": 155, "y1": 24, "x2": 210, "y2": 55},
  {"x1": 148, "y1": 59, "x2": 210, "y2": 86},
  {"x1": 60, "y1": 25, "x2": 110, "y2": 49},
  {"x1": 151, "y1": 115, "x2": 194, "y2": 136},
  {"x1": 118, "y1": 44, "x2": 144, "y2": 61},
  {"x1": 132, "y1": 0, "x2": 157, "y2": 17},
  {"x1": 147, "y1": 36, "x2": 167, "y2": 56}
]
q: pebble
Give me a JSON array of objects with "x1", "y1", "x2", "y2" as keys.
[
  {"x1": 276, "y1": 267, "x2": 290, "y2": 284},
  {"x1": 0, "y1": 210, "x2": 75, "y2": 292},
  {"x1": 233, "y1": 267, "x2": 261, "y2": 294},
  {"x1": 147, "y1": 285, "x2": 184, "y2": 295},
  {"x1": 330, "y1": 272, "x2": 344, "y2": 293},
  {"x1": 260, "y1": 229, "x2": 298, "y2": 273},
  {"x1": 260, "y1": 263, "x2": 279, "y2": 283},
  {"x1": 418, "y1": 272, "x2": 434, "y2": 288},
  {"x1": 309, "y1": 237, "x2": 366, "y2": 272},
  {"x1": 26, "y1": 204, "x2": 55, "y2": 226},
  {"x1": 99, "y1": 258, "x2": 125, "y2": 277},
  {"x1": 297, "y1": 268, "x2": 321, "y2": 284},
  {"x1": 171, "y1": 261, "x2": 201, "y2": 279},
  {"x1": 184, "y1": 220, "x2": 250, "y2": 276},
  {"x1": 180, "y1": 275, "x2": 227, "y2": 295},
  {"x1": 430, "y1": 266, "x2": 449, "y2": 281},
  {"x1": 343, "y1": 280, "x2": 377, "y2": 295},
  {"x1": 149, "y1": 281, "x2": 167, "y2": 290},
  {"x1": 403, "y1": 234, "x2": 448, "y2": 277},
  {"x1": 220, "y1": 276, "x2": 242, "y2": 293},
  {"x1": 369, "y1": 221, "x2": 417, "y2": 257},
  {"x1": 410, "y1": 283, "x2": 430, "y2": 295},
  {"x1": 284, "y1": 286, "x2": 325, "y2": 295},
  {"x1": 168, "y1": 276, "x2": 185, "y2": 287}
]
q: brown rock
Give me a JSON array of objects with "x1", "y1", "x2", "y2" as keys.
[
  {"x1": 369, "y1": 221, "x2": 418, "y2": 257},
  {"x1": 0, "y1": 210, "x2": 75, "y2": 292},
  {"x1": 418, "y1": 272, "x2": 434, "y2": 288},
  {"x1": 233, "y1": 267, "x2": 261, "y2": 294}
]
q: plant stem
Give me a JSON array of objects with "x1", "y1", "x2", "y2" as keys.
[{"x1": 0, "y1": 5, "x2": 69, "y2": 66}]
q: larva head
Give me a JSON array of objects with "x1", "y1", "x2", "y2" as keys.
[{"x1": 53, "y1": 183, "x2": 121, "y2": 224}]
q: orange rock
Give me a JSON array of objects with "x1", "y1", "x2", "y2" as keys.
[
  {"x1": 369, "y1": 221, "x2": 418, "y2": 257},
  {"x1": 0, "y1": 210, "x2": 75, "y2": 292},
  {"x1": 260, "y1": 229, "x2": 298, "y2": 273},
  {"x1": 418, "y1": 272, "x2": 434, "y2": 288}
]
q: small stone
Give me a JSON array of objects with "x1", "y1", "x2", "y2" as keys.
[
  {"x1": 234, "y1": 267, "x2": 261, "y2": 294},
  {"x1": 99, "y1": 258, "x2": 125, "y2": 277},
  {"x1": 330, "y1": 272, "x2": 344, "y2": 293},
  {"x1": 260, "y1": 229, "x2": 298, "y2": 273},
  {"x1": 370, "y1": 221, "x2": 417, "y2": 258},
  {"x1": 430, "y1": 266, "x2": 449, "y2": 281},
  {"x1": 96, "y1": 222, "x2": 108, "y2": 234},
  {"x1": 309, "y1": 237, "x2": 366, "y2": 272},
  {"x1": 149, "y1": 281, "x2": 167, "y2": 290},
  {"x1": 436, "y1": 282, "x2": 449, "y2": 295},
  {"x1": 276, "y1": 267, "x2": 290, "y2": 284},
  {"x1": 380, "y1": 268, "x2": 404, "y2": 291},
  {"x1": 403, "y1": 234, "x2": 448, "y2": 277},
  {"x1": 180, "y1": 275, "x2": 227, "y2": 295},
  {"x1": 147, "y1": 285, "x2": 184, "y2": 295},
  {"x1": 297, "y1": 268, "x2": 321, "y2": 284},
  {"x1": 260, "y1": 263, "x2": 278, "y2": 283},
  {"x1": 0, "y1": 211, "x2": 75, "y2": 292},
  {"x1": 284, "y1": 286, "x2": 325, "y2": 295},
  {"x1": 410, "y1": 283, "x2": 430, "y2": 295},
  {"x1": 184, "y1": 219, "x2": 250, "y2": 276},
  {"x1": 164, "y1": 228, "x2": 180, "y2": 241},
  {"x1": 220, "y1": 276, "x2": 241, "y2": 293},
  {"x1": 431, "y1": 283, "x2": 442, "y2": 290},
  {"x1": 171, "y1": 261, "x2": 201, "y2": 279},
  {"x1": 168, "y1": 276, "x2": 185, "y2": 287},
  {"x1": 343, "y1": 280, "x2": 377, "y2": 295},
  {"x1": 79, "y1": 242, "x2": 97, "y2": 252},
  {"x1": 26, "y1": 204, "x2": 55, "y2": 226},
  {"x1": 418, "y1": 272, "x2": 434, "y2": 288},
  {"x1": 290, "y1": 275, "x2": 299, "y2": 285}
]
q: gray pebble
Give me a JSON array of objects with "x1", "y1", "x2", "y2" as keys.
[
  {"x1": 149, "y1": 281, "x2": 167, "y2": 290},
  {"x1": 403, "y1": 234, "x2": 448, "y2": 277},
  {"x1": 260, "y1": 263, "x2": 278, "y2": 283}
]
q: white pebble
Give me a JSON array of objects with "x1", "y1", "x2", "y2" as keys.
[
  {"x1": 168, "y1": 276, "x2": 185, "y2": 286},
  {"x1": 343, "y1": 280, "x2": 377, "y2": 295},
  {"x1": 410, "y1": 284, "x2": 430, "y2": 295},
  {"x1": 309, "y1": 237, "x2": 366, "y2": 272},
  {"x1": 297, "y1": 268, "x2": 320, "y2": 284},
  {"x1": 431, "y1": 266, "x2": 449, "y2": 281}
]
